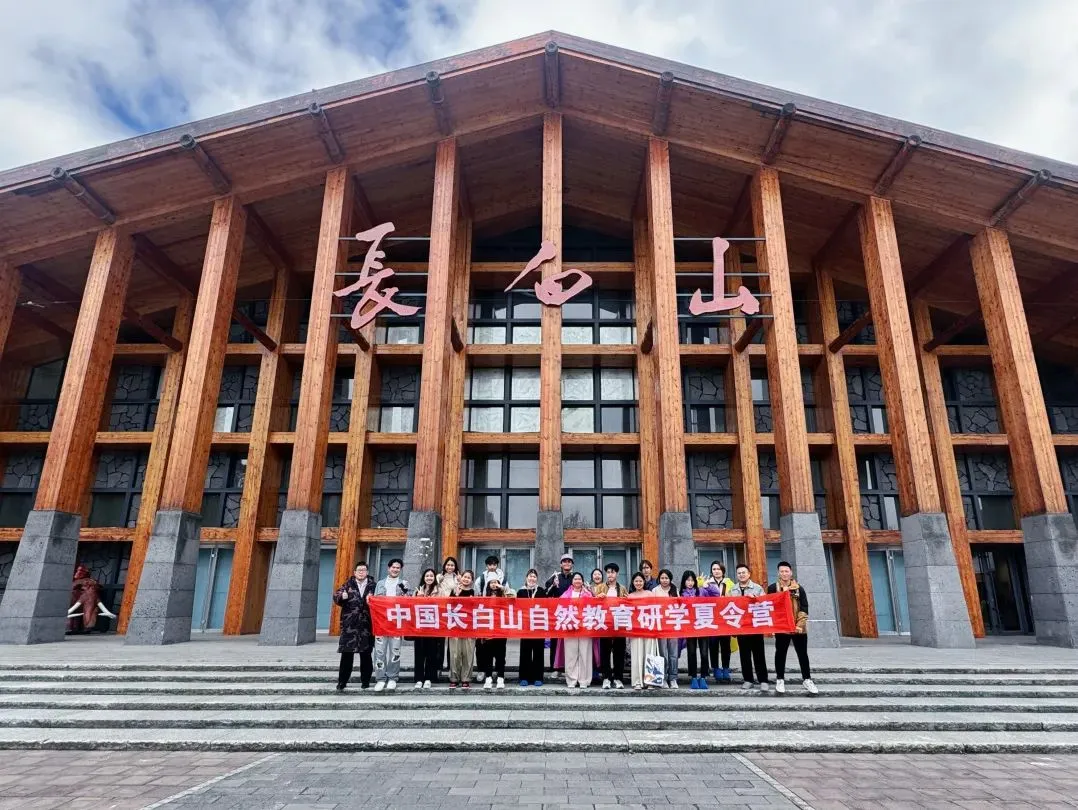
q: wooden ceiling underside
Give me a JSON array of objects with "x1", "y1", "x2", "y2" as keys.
[{"x1": 2, "y1": 32, "x2": 1077, "y2": 361}]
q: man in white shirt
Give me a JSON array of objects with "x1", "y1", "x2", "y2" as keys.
[{"x1": 373, "y1": 558, "x2": 410, "y2": 691}]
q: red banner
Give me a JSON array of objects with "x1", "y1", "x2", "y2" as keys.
[{"x1": 369, "y1": 593, "x2": 794, "y2": 638}]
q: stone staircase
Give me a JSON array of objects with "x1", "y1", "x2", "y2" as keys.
[{"x1": 2, "y1": 660, "x2": 1078, "y2": 753}]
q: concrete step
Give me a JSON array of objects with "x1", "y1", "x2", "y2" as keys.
[
  {"x1": 3, "y1": 707, "x2": 1078, "y2": 732},
  {"x1": 0, "y1": 727, "x2": 1075, "y2": 753}
]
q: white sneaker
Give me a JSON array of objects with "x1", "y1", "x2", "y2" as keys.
[
  {"x1": 580, "y1": 683, "x2": 589, "y2": 690},
  {"x1": 741, "y1": 681, "x2": 754, "y2": 691},
  {"x1": 804, "y1": 678, "x2": 818, "y2": 695},
  {"x1": 483, "y1": 676, "x2": 493, "y2": 689},
  {"x1": 496, "y1": 677, "x2": 505, "y2": 689},
  {"x1": 601, "y1": 679, "x2": 611, "y2": 690},
  {"x1": 775, "y1": 679, "x2": 785, "y2": 694},
  {"x1": 565, "y1": 684, "x2": 576, "y2": 694},
  {"x1": 374, "y1": 681, "x2": 386, "y2": 692},
  {"x1": 759, "y1": 682, "x2": 769, "y2": 694},
  {"x1": 613, "y1": 680, "x2": 624, "y2": 690},
  {"x1": 387, "y1": 680, "x2": 397, "y2": 691},
  {"x1": 423, "y1": 680, "x2": 432, "y2": 689},
  {"x1": 671, "y1": 679, "x2": 679, "y2": 690},
  {"x1": 413, "y1": 681, "x2": 423, "y2": 690},
  {"x1": 633, "y1": 684, "x2": 643, "y2": 691}
]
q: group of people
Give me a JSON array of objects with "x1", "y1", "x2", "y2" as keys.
[{"x1": 333, "y1": 553, "x2": 817, "y2": 697}]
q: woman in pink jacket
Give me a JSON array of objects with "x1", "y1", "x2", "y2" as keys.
[{"x1": 559, "y1": 572, "x2": 595, "y2": 692}]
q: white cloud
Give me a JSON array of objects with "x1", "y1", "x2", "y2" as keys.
[{"x1": 1, "y1": 0, "x2": 1076, "y2": 171}]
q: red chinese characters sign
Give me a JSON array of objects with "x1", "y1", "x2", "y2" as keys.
[{"x1": 369, "y1": 593, "x2": 794, "y2": 639}]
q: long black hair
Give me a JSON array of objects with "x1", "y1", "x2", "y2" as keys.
[
  {"x1": 417, "y1": 568, "x2": 438, "y2": 596},
  {"x1": 441, "y1": 556, "x2": 459, "y2": 575},
  {"x1": 657, "y1": 568, "x2": 677, "y2": 594},
  {"x1": 680, "y1": 570, "x2": 698, "y2": 593},
  {"x1": 630, "y1": 572, "x2": 647, "y2": 592}
]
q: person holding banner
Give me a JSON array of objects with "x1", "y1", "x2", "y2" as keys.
[
  {"x1": 703, "y1": 561, "x2": 736, "y2": 683},
  {"x1": 733, "y1": 563, "x2": 770, "y2": 693},
  {"x1": 593, "y1": 563, "x2": 628, "y2": 690},
  {"x1": 333, "y1": 561, "x2": 376, "y2": 691},
  {"x1": 768, "y1": 561, "x2": 818, "y2": 695},
  {"x1": 627, "y1": 572, "x2": 658, "y2": 690},
  {"x1": 448, "y1": 570, "x2": 476, "y2": 689},
  {"x1": 412, "y1": 568, "x2": 440, "y2": 689},
  {"x1": 372, "y1": 558, "x2": 410, "y2": 692},
  {"x1": 544, "y1": 554, "x2": 575, "y2": 680},
  {"x1": 516, "y1": 569, "x2": 548, "y2": 687},
  {"x1": 651, "y1": 569, "x2": 681, "y2": 689},
  {"x1": 560, "y1": 572, "x2": 595, "y2": 692}
]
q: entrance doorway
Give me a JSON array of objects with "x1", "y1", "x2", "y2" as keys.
[
  {"x1": 868, "y1": 546, "x2": 910, "y2": 634},
  {"x1": 192, "y1": 545, "x2": 233, "y2": 632},
  {"x1": 565, "y1": 546, "x2": 640, "y2": 589},
  {"x1": 461, "y1": 546, "x2": 533, "y2": 592},
  {"x1": 973, "y1": 545, "x2": 1033, "y2": 635}
]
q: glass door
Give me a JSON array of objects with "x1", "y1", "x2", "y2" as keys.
[
  {"x1": 564, "y1": 546, "x2": 640, "y2": 588},
  {"x1": 191, "y1": 545, "x2": 233, "y2": 632},
  {"x1": 868, "y1": 546, "x2": 909, "y2": 634},
  {"x1": 462, "y1": 546, "x2": 533, "y2": 591},
  {"x1": 974, "y1": 546, "x2": 1033, "y2": 634},
  {"x1": 316, "y1": 546, "x2": 337, "y2": 630}
]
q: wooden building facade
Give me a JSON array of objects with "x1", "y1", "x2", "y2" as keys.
[{"x1": 0, "y1": 32, "x2": 1077, "y2": 646}]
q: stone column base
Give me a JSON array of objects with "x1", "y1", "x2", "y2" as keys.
[
  {"x1": 403, "y1": 510, "x2": 441, "y2": 580},
  {"x1": 259, "y1": 509, "x2": 321, "y2": 646},
  {"x1": 778, "y1": 512, "x2": 841, "y2": 648},
  {"x1": 0, "y1": 510, "x2": 82, "y2": 645},
  {"x1": 900, "y1": 511, "x2": 975, "y2": 649},
  {"x1": 126, "y1": 510, "x2": 202, "y2": 646},
  {"x1": 659, "y1": 511, "x2": 695, "y2": 577},
  {"x1": 535, "y1": 510, "x2": 565, "y2": 585},
  {"x1": 1022, "y1": 513, "x2": 1078, "y2": 648}
]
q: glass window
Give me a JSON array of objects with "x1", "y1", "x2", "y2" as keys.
[
  {"x1": 955, "y1": 452, "x2": 1015, "y2": 530},
  {"x1": 216, "y1": 365, "x2": 259, "y2": 433},
  {"x1": 365, "y1": 366, "x2": 420, "y2": 433},
  {"x1": 229, "y1": 300, "x2": 269, "y2": 344},
  {"x1": 1060, "y1": 453, "x2": 1078, "y2": 523},
  {"x1": 108, "y1": 365, "x2": 163, "y2": 432},
  {"x1": 836, "y1": 300, "x2": 876, "y2": 345},
  {"x1": 0, "y1": 450, "x2": 45, "y2": 528},
  {"x1": 751, "y1": 368, "x2": 772, "y2": 432},
  {"x1": 468, "y1": 291, "x2": 541, "y2": 345},
  {"x1": 943, "y1": 368, "x2": 1000, "y2": 434},
  {"x1": 201, "y1": 452, "x2": 247, "y2": 528},
  {"x1": 560, "y1": 290, "x2": 635, "y2": 345},
  {"x1": 1040, "y1": 362, "x2": 1078, "y2": 435},
  {"x1": 460, "y1": 454, "x2": 539, "y2": 529},
  {"x1": 87, "y1": 451, "x2": 149, "y2": 528},
  {"x1": 561, "y1": 454, "x2": 640, "y2": 529},
  {"x1": 687, "y1": 452, "x2": 733, "y2": 529},
  {"x1": 369, "y1": 450, "x2": 415, "y2": 528},
  {"x1": 858, "y1": 453, "x2": 900, "y2": 530},
  {"x1": 561, "y1": 367, "x2": 638, "y2": 434},
  {"x1": 683, "y1": 366, "x2": 727, "y2": 433},
  {"x1": 17, "y1": 359, "x2": 66, "y2": 431},
  {"x1": 463, "y1": 366, "x2": 541, "y2": 433},
  {"x1": 759, "y1": 451, "x2": 828, "y2": 529},
  {"x1": 846, "y1": 365, "x2": 888, "y2": 434}
]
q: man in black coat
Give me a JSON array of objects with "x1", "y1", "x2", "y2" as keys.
[
  {"x1": 544, "y1": 553, "x2": 575, "y2": 679},
  {"x1": 334, "y1": 561, "x2": 376, "y2": 691}
]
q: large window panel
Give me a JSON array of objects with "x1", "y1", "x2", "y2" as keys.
[
  {"x1": 561, "y1": 367, "x2": 638, "y2": 434},
  {"x1": 683, "y1": 366, "x2": 727, "y2": 433},
  {"x1": 687, "y1": 452, "x2": 733, "y2": 529},
  {"x1": 16, "y1": 359, "x2": 65, "y2": 431},
  {"x1": 370, "y1": 450, "x2": 415, "y2": 528},
  {"x1": 463, "y1": 366, "x2": 540, "y2": 433},
  {"x1": 858, "y1": 452, "x2": 900, "y2": 530},
  {"x1": 460, "y1": 454, "x2": 539, "y2": 529},
  {"x1": 955, "y1": 451, "x2": 1015, "y2": 530},
  {"x1": 108, "y1": 365, "x2": 163, "y2": 432},
  {"x1": 88, "y1": 451, "x2": 149, "y2": 528},
  {"x1": 943, "y1": 368, "x2": 1000, "y2": 434},
  {"x1": 562, "y1": 454, "x2": 639, "y2": 529},
  {"x1": 847, "y1": 365, "x2": 888, "y2": 434},
  {"x1": 0, "y1": 449, "x2": 44, "y2": 528},
  {"x1": 201, "y1": 452, "x2": 247, "y2": 528},
  {"x1": 215, "y1": 365, "x2": 259, "y2": 433}
]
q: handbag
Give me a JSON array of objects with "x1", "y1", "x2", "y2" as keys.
[{"x1": 644, "y1": 654, "x2": 666, "y2": 687}]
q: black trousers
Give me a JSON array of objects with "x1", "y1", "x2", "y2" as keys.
[
  {"x1": 737, "y1": 635, "x2": 768, "y2": 684},
  {"x1": 337, "y1": 651, "x2": 373, "y2": 689},
  {"x1": 414, "y1": 637, "x2": 441, "y2": 683},
  {"x1": 476, "y1": 639, "x2": 506, "y2": 679},
  {"x1": 774, "y1": 633, "x2": 811, "y2": 680},
  {"x1": 686, "y1": 637, "x2": 709, "y2": 677},
  {"x1": 599, "y1": 637, "x2": 626, "y2": 682},
  {"x1": 519, "y1": 639, "x2": 545, "y2": 683},
  {"x1": 708, "y1": 636, "x2": 732, "y2": 670}
]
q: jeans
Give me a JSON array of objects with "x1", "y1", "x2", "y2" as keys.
[
  {"x1": 337, "y1": 651, "x2": 373, "y2": 689},
  {"x1": 374, "y1": 636, "x2": 402, "y2": 682},
  {"x1": 774, "y1": 633, "x2": 811, "y2": 680},
  {"x1": 658, "y1": 637, "x2": 679, "y2": 684}
]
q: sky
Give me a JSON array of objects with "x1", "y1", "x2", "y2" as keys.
[{"x1": 2, "y1": 0, "x2": 1078, "y2": 173}]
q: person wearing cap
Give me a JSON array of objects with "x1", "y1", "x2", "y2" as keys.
[
  {"x1": 544, "y1": 553, "x2": 575, "y2": 680},
  {"x1": 593, "y1": 562, "x2": 628, "y2": 689}
]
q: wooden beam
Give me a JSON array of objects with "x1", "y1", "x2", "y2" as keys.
[
  {"x1": 50, "y1": 167, "x2": 116, "y2": 224},
  {"x1": 989, "y1": 169, "x2": 1051, "y2": 228},
  {"x1": 922, "y1": 308, "x2": 982, "y2": 352},
  {"x1": 34, "y1": 229, "x2": 134, "y2": 513},
  {"x1": 539, "y1": 114, "x2": 563, "y2": 513},
  {"x1": 633, "y1": 201, "x2": 661, "y2": 569},
  {"x1": 133, "y1": 235, "x2": 199, "y2": 296},
  {"x1": 425, "y1": 71, "x2": 453, "y2": 137},
  {"x1": 644, "y1": 137, "x2": 688, "y2": 512},
  {"x1": 751, "y1": 167, "x2": 813, "y2": 514},
  {"x1": 906, "y1": 235, "x2": 971, "y2": 299},
  {"x1": 543, "y1": 42, "x2": 561, "y2": 108},
  {"x1": 828, "y1": 310, "x2": 873, "y2": 353},
  {"x1": 761, "y1": 103, "x2": 796, "y2": 165},
  {"x1": 815, "y1": 264, "x2": 877, "y2": 636},
  {"x1": 245, "y1": 205, "x2": 295, "y2": 278},
  {"x1": 721, "y1": 176, "x2": 754, "y2": 238},
  {"x1": 287, "y1": 168, "x2": 353, "y2": 512},
  {"x1": 733, "y1": 318, "x2": 763, "y2": 352},
  {"x1": 413, "y1": 139, "x2": 460, "y2": 511},
  {"x1": 117, "y1": 297, "x2": 194, "y2": 633},
  {"x1": 159, "y1": 197, "x2": 247, "y2": 512},
  {"x1": 307, "y1": 102, "x2": 345, "y2": 164},
  {"x1": 352, "y1": 177, "x2": 378, "y2": 231},
  {"x1": 970, "y1": 227, "x2": 1069, "y2": 517},
  {"x1": 872, "y1": 135, "x2": 922, "y2": 196},
  {"x1": 812, "y1": 205, "x2": 860, "y2": 268},
  {"x1": 0, "y1": 262, "x2": 19, "y2": 362},
  {"x1": 651, "y1": 72, "x2": 675, "y2": 136},
  {"x1": 179, "y1": 134, "x2": 232, "y2": 194},
  {"x1": 231, "y1": 307, "x2": 277, "y2": 353},
  {"x1": 912, "y1": 300, "x2": 985, "y2": 636},
  {"x1": 16, "y1": 307, "x2": 73, "y2": 344}
]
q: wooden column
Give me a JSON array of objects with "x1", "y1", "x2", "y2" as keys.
[
  {"x1": 633, "y1": 207, "x2": 661, "y2": 568},
  {"x1": 224, "y1": 268, "x2": 292, "y2": 634},
  {"x1": 413, "y1": 139, "x2": 460, "y2": 514},
  {"x1": 750, "y1": 168, "x2": 813, "y2": 514},
  {"x1": 727, "y1": 248, "x2": 766, "y2": 581},
  {"x1": 159, "y1": 197, "x2": 247, "y2": 512},
  {"x1": 643, "y1": 137, "x2": 688, "y2": 513},
  {"x1": 912, "y1": 301, "x2": 984, "y2": 635},
  {"x1": 539, "y1": 113, "x2": 563, "y2": 514},
  {"x1": 970, "y1": 227, "x2": 1069, "y2": 517},
  {"x1": 815, "y1": 265, "x2": 876, "y2": 636},
  {"x1": 117, "y1": 297, "x2": 194, "y2": 633},
  {"x1": 0, "y1": 262, "x2": 18, "y2": 363},
  {"x1": 34, "y1": 229, "x2": 134, "y2": 514},
  {"x1": 857, "y1": 198, "x2": 942, "y2": 516},
  {"x1": 286, "y1": 168, "x2": 353, "y2": 512}
]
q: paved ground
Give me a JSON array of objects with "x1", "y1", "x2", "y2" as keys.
[{"x1": 2, "y1": 750, "x2": 1078, "y2": 809}]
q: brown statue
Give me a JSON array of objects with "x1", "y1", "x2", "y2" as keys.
[{"x1": 66, "y1": 564, "x2": 117, "y2": 631}]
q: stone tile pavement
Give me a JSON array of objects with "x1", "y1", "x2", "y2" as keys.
[{"x1": 2, "y1": 750, "x2": 1078, "y2": 809}]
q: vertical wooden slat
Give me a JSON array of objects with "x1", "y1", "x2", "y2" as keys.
[
  {"x1": 0, "y1": 262, "x2": 19, "y2": 363},
  {"x1": 726, "y1": 248, "x2": 765, "y2": 578},
  {"x1": 34, "y1": 229, "x2": 134, "y2": 513},
  {"x1": 287, "y1": 169, "x2": 353, "y2": 512},
  {"x1": 117, "y1": 297, "x2": 194, "y2": 633},
  {"x1": 970, "y1": 227, "x2": 1068, "y2": 517},
  {"x1": 858, "y1": 197, "x2": 941, "y2": 516},
  {"x1": 633, "y1": 206, "x2": 661, "y2": 567},
  {"x1": 750, "y1": 167, "x2": 813, "y2": 514},
  {"x1": 413, "y1": 139, "x2": 460, "y2": 512},
  {"x1": 159, "y1": 198, "x2": 247, "y2": 512},
  {"x1": 224, "y1": 268, "x2": 292, "y2": 634},
  {"x1": 815, "y1": 265, "x2": 876, "y2": 636},
  {"x1": 912, "y1": 300, "x2": 985, "y2": 636},
  {"x1": 644, "y1": 137, "x2": 687, "y2": 512},
  {"x1": 539, "y1": 113, "x2": 563, "y2": 512}
]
